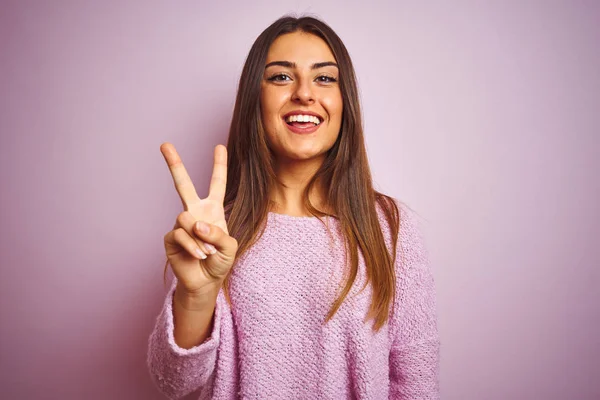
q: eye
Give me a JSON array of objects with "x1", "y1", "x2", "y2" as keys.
[
  {"x1": 267, "y1": 73, "x2": 292, "y2": 82},
  {"x1": 316, "y1": 75, "x2": 338, "y2": 83}
]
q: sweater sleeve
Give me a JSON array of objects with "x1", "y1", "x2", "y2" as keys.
[
  {"x1": 389, "y1": 204, "x2": 441, "y2": 399},
  {"x1": 147, "y1": 277, "x2": 224, "y2": 399}
]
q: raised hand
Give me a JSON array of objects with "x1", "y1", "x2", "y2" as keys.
[{"x1": 161, "y1": 143, "x2": 238, "y2": 299}]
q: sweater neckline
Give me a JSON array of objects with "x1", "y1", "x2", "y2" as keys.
[{"x1": 267, "y1": 211, "x2": 338, "y2": 224}]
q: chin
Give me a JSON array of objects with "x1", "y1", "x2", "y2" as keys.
[{"x1": 283, "y1": 148, "x2": 326, "y2": 161}]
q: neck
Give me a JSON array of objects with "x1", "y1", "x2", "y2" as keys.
[{"x1": 269, "y1": 156, "x2": 329, "y2": 217}]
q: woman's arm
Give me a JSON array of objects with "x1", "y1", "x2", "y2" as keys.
[
  {"x1": 173, "y1": 281, "x2": 220, "y2": 349},
  {"x1": 147, "y1": 278, "x2": 224, "y2": 399},
  {"x1": 389, "y1": 205, "x2": 441, "y2": 399}
]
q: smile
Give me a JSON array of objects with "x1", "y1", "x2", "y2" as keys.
[{"x1": 282, "y1": 111, "x2": 324, "y2": 135}]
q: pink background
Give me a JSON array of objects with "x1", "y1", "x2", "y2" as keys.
[{"x1": 1, "y1": 1, "x2": 599, "y2": 399}]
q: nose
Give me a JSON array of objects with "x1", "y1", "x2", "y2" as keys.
[{"x1": 291, "y1": 77, "x2": 315, "y2": 104}]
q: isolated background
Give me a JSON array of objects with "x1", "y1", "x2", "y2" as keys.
[{"x1": 1, "y1": 1, "x2": 598, "y2": 399}]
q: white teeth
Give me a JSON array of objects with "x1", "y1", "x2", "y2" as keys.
[{"x1": 285, "y1": 114, "x2": 321, "y2": 125}]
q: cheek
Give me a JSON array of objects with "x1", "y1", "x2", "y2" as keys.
[
  {"x1": 323, "y1": 93, "x2": 343, "y2": 123},
  {"x1": 260, "y1": 89, "x2": 285, "y2": 144},
  {"x1": 323, "y1": 98, "x2": 344, "y2": 129},
  {"x1": 259, "y1": 89, "x2": 270, "y2": 120},
  {"x1": 261, "y1": 87, "x2": 287, "y2": 119}
]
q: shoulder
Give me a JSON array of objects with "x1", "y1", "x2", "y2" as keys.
[
  {"x1": 374, "y1": 195, "x2": 420, "y2": 237},
  {"x1": 375, "y1": 195, "x2": 428, "y2": 264}
]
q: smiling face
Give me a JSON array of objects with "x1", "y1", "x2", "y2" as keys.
[{"x1": 260, "y1": 31, "x2": 343, "y2": 164}]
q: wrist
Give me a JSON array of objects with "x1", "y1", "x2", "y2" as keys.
[{"x1": 174, "y1": 282, "x2": 221, "y2": 311}]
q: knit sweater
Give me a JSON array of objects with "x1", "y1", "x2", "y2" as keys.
[{"x1": 147, "y1": 202, "x2": 440, "y2": 399}]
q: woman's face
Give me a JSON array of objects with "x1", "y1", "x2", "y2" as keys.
[{"x1": 260, "y1": 31, "x2": 343, "y2": 163}]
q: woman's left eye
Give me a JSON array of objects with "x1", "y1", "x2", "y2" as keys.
[{"x1": 316, "y1": 76, "x2": 337, "y2": 83}]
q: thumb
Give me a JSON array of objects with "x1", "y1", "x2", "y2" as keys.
[{"x1": 194, "y1": 220, "x2": 238, "y2": 258}]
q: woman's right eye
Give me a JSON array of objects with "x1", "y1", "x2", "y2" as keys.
[{"x1": 267, "y1": 74, "x2": 291, "y2": 82}]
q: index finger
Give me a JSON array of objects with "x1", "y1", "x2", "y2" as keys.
[
  {"x1": 160, "y1": 142, "x2": 201, "y2": 210},
  {"x1": 207, "y1": 144, "x2": 228, "y2": 203}
]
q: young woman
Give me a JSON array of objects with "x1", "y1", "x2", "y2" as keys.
[{"x1": 148, "y1": 15, "x2": 440, "y2": 399}]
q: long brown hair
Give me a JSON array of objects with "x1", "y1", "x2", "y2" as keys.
[{"x1": 223, "y1": 15, "x2": 401, "y2": 333}]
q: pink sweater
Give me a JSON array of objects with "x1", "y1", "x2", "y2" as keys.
[{"x1": 147, "y1": 203, "x2": 440, "y2": 399}]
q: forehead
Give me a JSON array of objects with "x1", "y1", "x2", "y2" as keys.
[{"x1": 266, "y1": 32, "x2": 336, "y2": 64}]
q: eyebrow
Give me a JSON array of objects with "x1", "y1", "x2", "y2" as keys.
[{"x1": 264, "y1": 61, "x2": 338, "y2": 70}]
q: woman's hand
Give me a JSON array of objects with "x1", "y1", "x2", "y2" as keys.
[{"x1": 161, "y1": 143, "x2": 238, "y2": 299}]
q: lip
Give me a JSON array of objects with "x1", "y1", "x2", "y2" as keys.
[
  {"x1": 285, "y1": 121, "x2": 320, "y2": 134},
  {"x1": 282, "y1": 110, "x2": 324, "y2": 135}
]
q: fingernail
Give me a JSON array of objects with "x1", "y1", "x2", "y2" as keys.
[
  {"x1": 204, "y1": 243, "x2": 217, "y2": 255},
  {"x1": 195, "y1": 248, "x2": 207, "y2": 259},
  {"x1": 196, "y1": 221, "x2": 210, "y2": 235}
]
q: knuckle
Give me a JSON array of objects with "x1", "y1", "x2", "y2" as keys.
[
  {"x1": 173, "y1": 228, "x2": 187, "y2": 242},
  {"x1": 210, "y1": 176, "x2": 226, "y2": 185},
  {"x1": 176, "y1": 211, "x2": 189, "y2": 226}
]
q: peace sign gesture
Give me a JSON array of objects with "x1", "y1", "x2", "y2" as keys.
[{"x1": 161, "y1": 143, "x2": 238, "y2": 298}]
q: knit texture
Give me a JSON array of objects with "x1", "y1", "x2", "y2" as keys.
[{"x1": 147, "y1": 202, "x2": 440, "y2": 399}]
